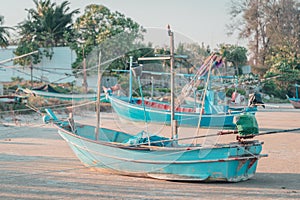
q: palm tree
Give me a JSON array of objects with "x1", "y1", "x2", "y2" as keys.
[
  {"x1": 25, "y1": 0, "x2": 79, "y2": 47},
  {"x1": 0, "y1": 15, "x2": 12, "y2": 48},
  {"x1": 14, "y1": 0, "x2": 79, "y2": 65}
]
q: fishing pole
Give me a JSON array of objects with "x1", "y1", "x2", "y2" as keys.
[{"x1": 132, "y1": 127, "x2": 300, "y2": 146}]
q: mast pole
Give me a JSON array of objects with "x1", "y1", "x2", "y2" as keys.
[
  {"x1": 30, "y1": 61, "x2": 33, "y2": 89},
  {"x1": 296, "y1": 83, "x2": 299, "y2": 99},
  {"x1": 129, "y1": 56, "x2": 133, "y2": 102},
  {"x1": 95, "y1": 51, "x2": 102, "y2": 140},
  {"x1": 83, "y1": 47, "x2": 88, "y2": 94},
  {"x1": 168, "y1": 25, "x2": 177, "y2": 140}
]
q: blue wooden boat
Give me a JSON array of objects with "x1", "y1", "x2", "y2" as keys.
[
  {"x1": 287, "y1": 84, "x2": 300, "y2": 109},
  {"x1": 108, "y1": 48, "x2": 258, "y2": 128},
  {"x1": 109, "y1": 92, "x2": 257, "y2": 128},
  {"x1": 44, "y1": 108, "x2": 267, "y2": 182},
  {"x1": 288, "y1": 97, "x2": 300, "y2": 109},
  {"x1": 0, "y1": 95, "x2": 28, "y2": 104},
  {"x1": 18, "y1": 85, "x2": 109, "y2": 102}
]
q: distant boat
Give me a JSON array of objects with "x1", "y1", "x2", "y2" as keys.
[
  {"x1": 109, "y1": 92, "x2": 257, "y2": 128},
  {"x1": 0, "y1": 95, "x2": 27, "y2": 104},
  {"x1": 18, "y1": 85, "x2": 109, "y2": 102},
  {"x1": 288, "y1": 98, "x2": 300, "y2": 109},
  {"x1": 287, "y1": 84, "x2": 300, "y2": 109},
  {"x1": 108, "y1": 53, "x2": 258, "y2": 128}
]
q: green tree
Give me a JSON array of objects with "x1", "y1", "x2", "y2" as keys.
[
  {"x1": 0, "y1": 15, "x2": 12, "y2": 48},
  {"x1": 219, "y1": 44, "x2": 247, "y2": 75},
  {"x1": 176, "y1": 42, "x2": 210, "y2": 72},
  {"x1": 228, "y1": 0, "x2": 300, "y2": 98},
  {"x1": 265, "y1": 44, "x2": 300, "y2": 93},
  {"x1": 65, "y1": 4, "x2": 145, "y2": 73},
  {"x1": 228, "y1": 0, "x2": 270, "y2": 73},
  {"x1": 14, "y1": 0, "x2": 79, "y2": 66},
  {"x1": 227, "y1": 0, "x2": 300, "y2": 75}
]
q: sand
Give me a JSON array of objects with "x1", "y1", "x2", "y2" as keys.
[{"x1": 0, "y1": 105, "x2": 299, "y2": 199}]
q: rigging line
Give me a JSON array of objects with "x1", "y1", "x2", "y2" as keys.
[
  {"x1": 0, "y1": 64, "x2": 26, "y2": 68},
  {"x1": 0, "y1": 50, "x2": 39, "y2": 65},
  {"x1": 175, "y1": 56, "x2": 215, "y2": 107},
  {"x1": 50, "y1": 75, "x2": 76, "y2": 83},
  {"x1": 66, "y1": 100, "x2": 96, "y2": 109},
  {"x1": 69, "y1": 54, "x2": 124, "y2": 79},
  {"x1": 21, "y1": 53, "x2": 124, "y2": 84},
  {"x1": 67, "y1": 139, "x2": 199, "y2": 161},
  {"x1": 8, "y1": 67, "x2": 47, "y2": 82},
  {"x1": 135, "y1": 48, "x2": 155, "y2": 59},
  {"x1": 0, "y1": 64, "x2": 71, "y2": 72},
  {"x1": 34, "y1": 67, "x2": 74, "y2": 70},
  {"x1": 0, "y1": 124, "x2": 48, "y2": 138},
  {"x1": 136, "y1": 127, "x2": 300, "y2": 147},
  {"x1": 5, "y1": 49, "x2": 152, "y2": 83},
  {"x1": 0, "y1": 99, "x2": 98, "y2": 115},
  {"x1": 0, "y1": 102, "x2": 73, "y2": 114},
  {"x1": 194, "y1": 61, "x2": 214, "y2": 141},
  {"x1": 135, "y1": 131, "x2": 230, "y2": 146},
  {"x1": 31, "y1": 66, "x2": 71, "y2": 76}
]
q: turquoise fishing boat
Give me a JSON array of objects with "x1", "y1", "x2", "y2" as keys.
[
  {"x1": 109, "y1": 92, "x2": 257, "y2": 128},
  {"x1": 18, "y1": 85, "x2": 109, "y2": 102},
  {"x1": 107, "y1": 45, "x2": 259, "y2": 128},
  {"x1": 44, "y1": 108, "x2": 267, "y2": 182},
  {"x1": 108, "y1": 57, "x2": 258, "y2": 128},
  {"x1": 43, "y1": 26, "x2": 267, "y2": 182}
]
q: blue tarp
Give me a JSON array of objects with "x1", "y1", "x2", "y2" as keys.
[{"x1": 123, "y1": 131, "x2": 172, "y2": 147}]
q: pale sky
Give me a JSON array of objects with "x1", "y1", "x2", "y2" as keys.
[{"x1": 0, "y1": 0, "x2": 246, "y2": 48}]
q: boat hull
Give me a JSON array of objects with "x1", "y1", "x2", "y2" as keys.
[
  {"x1": 109, "y1": 96, "x2": 255, "y2": 128},
  {"x1": 289, "y1": 98, "x2": 300, "y2": 109},
  {"x1": 56, "y1": 124, "x2": 265, "y2": 182},
  {"x1": 22, "y1": 88, "x2": 109, "y2": 102}
]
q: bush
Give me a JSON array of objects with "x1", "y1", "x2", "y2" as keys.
[
  {"x1": 262, "y1": 80, "x2": 287, "y2": 99},
  {"x1": 155, "y1": 88, "x2": 171, "y2": 93}
]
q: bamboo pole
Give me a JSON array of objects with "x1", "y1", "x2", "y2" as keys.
[
  {"x1": 0, "y1": 50, "x2": 39, "y2": 65},
  {"x1": 95, "y1": 51, "x2": 102, "y2": 140},
  {"x1": 168, "y1": 25, "x2": 178, "y2": 141}
]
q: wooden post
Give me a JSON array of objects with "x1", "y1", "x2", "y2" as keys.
[
  {"x1": 129, "y1": 56, "x2": 133, "y2": 102},
  {"x1": 82, "y1": 47, "x2": 88, "y2": 94},
  {"x1": 30, "y1": 61, "x2": 33, "y2": 89},
  {"x1": 95, "y1": 51, "x2": 102, "y2": 140},
  {"x1": 168, "y1": 25, "x2": 177, "y2": 140}
]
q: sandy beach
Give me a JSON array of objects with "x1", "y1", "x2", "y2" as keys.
[{"x1": 0, "y1": 104, "x2": 299, "y2": 200}]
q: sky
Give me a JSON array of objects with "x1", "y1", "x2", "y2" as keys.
[{"x1": 0, "y1": 0, "x2": 246, "y2": 48}]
